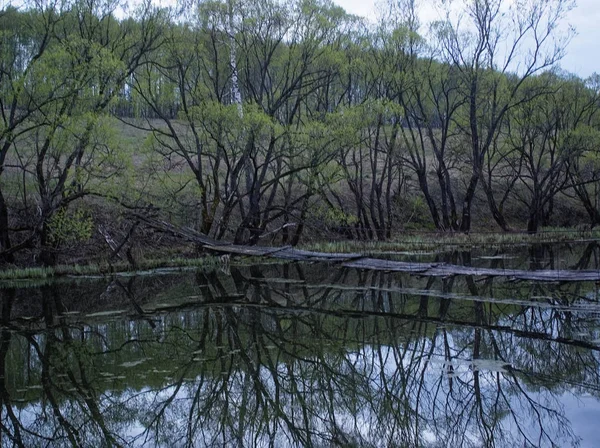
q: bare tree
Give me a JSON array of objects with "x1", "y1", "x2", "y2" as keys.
[{"x1": 432, "y1": 0, "x2": 574, "y2": 231}]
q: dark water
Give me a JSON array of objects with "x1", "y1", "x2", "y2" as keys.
[{"x1": 2, "y1": 243, "x2": 600, "y2": 447}]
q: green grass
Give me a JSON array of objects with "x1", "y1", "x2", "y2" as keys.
[
  {"x1": 0, "y1": 266, "x2": 53, "y2": 281},
  {"x1": 2, "y1": 227, "x2": 598, "y2": 284},
  {"x1": 0, "y1": 255, "x2": 228, "y2": 282},
  {"x1": 303, "y1": 228, "x2": 600, "y2": 253},
  {"x1": 0, "y1": 253, "x2": 290, "y2": 286}
]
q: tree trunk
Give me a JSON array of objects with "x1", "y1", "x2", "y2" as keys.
[
  {"x1": 416, "y1": 171, "x2": 441, "y2": 230},
  {"x1": 39, "y1": 222, "x2": 57, "y2": 266},
  {"x1": 436, "y1": 161, "x2": 459, "y2": 230},
  {"x1": 460, "y1": 174, "x2": 479, "y2": 232},
  {"x1": 527, "y1": 210, "x2": 540, "y2": 233},
  {"x1": 481, "y1": 178, "x2": 510, "y2": 231},
  {"x1": 0, "y1": 188, "x2": 14, "y2": 263},
  {"x1": 572, "y1": 181, "x2": 600, "y2": 228}
]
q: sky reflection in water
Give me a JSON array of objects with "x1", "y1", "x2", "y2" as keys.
[{"x1": 1, "y1": 244, "x2": 600, "y2": 447}]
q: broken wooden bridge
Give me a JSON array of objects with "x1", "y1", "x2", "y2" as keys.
[{"x1": 140, "y1": 216, "x2": 600, "y2": 283}]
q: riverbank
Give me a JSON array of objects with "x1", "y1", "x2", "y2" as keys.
[
  {"x1": 304, "y1": 227, "x2": 600, "y2": 253},
  {"x1": 2, "y1": 227, "x2": 599, "y2": 284}
]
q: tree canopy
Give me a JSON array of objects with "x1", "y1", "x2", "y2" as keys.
[{"x1": 1, "y1": 0, "x2": 598, "y2": 265}]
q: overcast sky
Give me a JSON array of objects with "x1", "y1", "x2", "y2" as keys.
[{"x1": 332, "y1": 0, "x2": 599, "y2": 79}]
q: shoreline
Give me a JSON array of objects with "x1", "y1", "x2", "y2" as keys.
[{"x1": 2, "y1": 229, "x2": 599, "y2": 284}]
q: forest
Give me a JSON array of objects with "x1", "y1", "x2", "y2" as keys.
[{"x1": 1, "y1": 0, "x2": 599, "y2": 266}]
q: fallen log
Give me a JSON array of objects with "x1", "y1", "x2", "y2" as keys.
[
  {"x1": 204, "y1": 244, "x2": 363, "y2": 261},
  {"x1": 134, "y1": 215, "x2": 224, "y2": 247},
  {"x1": 203, "y1": 244, "x2": 291, "y2": 257},
  {"x1": 136, "y1": 215, "x2": 600, "y2": 282},
  {"x1": 273, "y1": 248, "x2": 363, "y2": 262},
  {"x1": 138, "y1": 215, "x2": 363, "y2": 261},
  {"x1": 343, "y1": 258, "x2": 437, "y2": 273},
  {"x1": 343, "y1": 258, "x2": 600, "y2": 282}
]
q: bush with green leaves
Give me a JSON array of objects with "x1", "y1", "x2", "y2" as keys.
[{"x1": 48, "y1": 208, "x2": 94, "y2": 247}]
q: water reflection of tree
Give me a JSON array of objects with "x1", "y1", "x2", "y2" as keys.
[{"x1": 1, "y1": 265, "x2": 599, "y2": 446}]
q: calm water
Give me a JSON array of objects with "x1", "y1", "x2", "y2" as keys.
[{"x1": 2, "y1": 243, "x2": 600, "y2": 447}]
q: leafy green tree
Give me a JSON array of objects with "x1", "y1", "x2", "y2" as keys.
[
  {"x1": 0, "y1": 0, "x2": 164, "y2": 264},
  {"x1": 500, "y1": 73, "x2": 598, "y2": 232},
  {"x1": 0, "y1": 5, "x2": 62, "y2": 261},
  {"x1": 565, "y1": 74, "x2": 600, "y2": 227},
  {"x1": 132, "y1": 0, "x2": 353, "y2": 244},
  {"x1": 433, "y1": 0, "x2": 574, "y2": 231}
]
